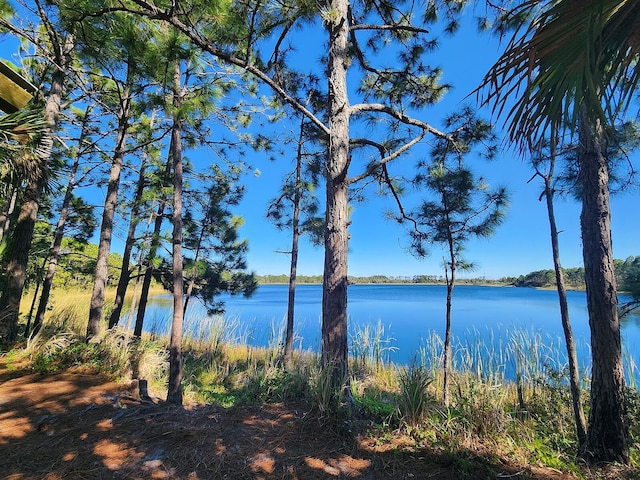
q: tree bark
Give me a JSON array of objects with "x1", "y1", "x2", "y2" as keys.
[
  {"x1": 578, "y1": 113, "x2": 628, "y2": 463},
  {"x1": 134, "y1": 197, "x2": 166, "y2": 337},
  {"x1": 108, "y1": 159, "x2": 147, "y2": 329},
  {"x1": 542, "y1": 131, "x2": 587, "y2": 447},
  {"x1": 283, "y1": 118, "x2": 304, "y2": 368},
  {"x1": 0, "y1": 31, "x2": 72, "y2": 343},
  {"x1": 86, "y1": 65, "x2": 133, "y2": 340},
  {"x1": 167, "y1": 60, "x2": 185, "y2": 405},
  {"x1": 182, "y1": 217, "x2": 206, "y2": 318},
  {"x1": 321, "y1": 0, "x2": 351, "y2": 393},
  {"x1": 0, "y1": 186, "x2": 18, "y2": 242},
  {"x1": 443, "y1": 253, "x2": 455, "y2": 407},
  {"x1": 32, "y1": 106, "x2": 91, "y2": 337},
  {"x1": 0, "y1": 181, "x2": 40, "y2": 342}
]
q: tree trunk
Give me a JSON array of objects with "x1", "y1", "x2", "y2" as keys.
[
  {"x1": 443, "y1": 255, "x2": 455, "y2": 407},
  {"x1": 283, "y1": 118, "x2": 304, "y2": 368},
  {"x1": 108, "y1": 159, "x2": 147, "y2": 329},
  {"x1": 86, "y1": 66, "x2": 133, "y2": 340},
  {"x1": 321, "y1": 0, "x2": 351, "y2": 394},
  {"x1": 24, "y1": 256, "x2": 47, "y2": 336},
  {"x1": 0, "y1": 181, "x2": 40, "y2": 342},
  {"x1": 167, "y1": 60, "x2": 185, "y2": 405},
  {"x1": 182, "y1": 219, "x2": 206, "y2": 318},
  {"x1": 32, "y1": 106, "x2": 91, "y2": 337},
  {"x1": 0, "y1": 32, "x2": 72, "y2": 343},
  {"x1": 578, "y1": 114, "x2": 628, "y2": 463},
  {"x1": 542, "y1": 132, "x2": 587, "y2": 447},
  {"x1": 134, "y1": 197, "x2": 166, "y2": 337}
]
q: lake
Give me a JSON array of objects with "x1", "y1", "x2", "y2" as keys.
[{"x1": 141, "y1": 284, "x2": 640, "y2": 380}]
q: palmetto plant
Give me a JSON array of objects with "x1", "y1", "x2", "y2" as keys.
[
  {"x1": 482, "y1": 0, "x2": 640, "y2": 147},
  {"x1": 0, "y1": 105, "x2": 48, "y2": 189}
]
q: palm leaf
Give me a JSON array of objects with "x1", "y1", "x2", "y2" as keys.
[
  {"x1": 479, "y1": 0, "x2": 640, "y2": 148},
  {"x1": 0, "y1": 104, "x2": 49, "y2": 186}
]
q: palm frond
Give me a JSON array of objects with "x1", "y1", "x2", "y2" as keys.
[
  {"x1": 479, "y1": 0, "x2": 640, "y2": 148},
  {"x1": 0, "y1": 104, "x2": 49, "y2": 185}
]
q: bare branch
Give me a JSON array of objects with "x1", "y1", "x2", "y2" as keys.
[
  {"x1": 349, "y1": 102, "x2": 451, "y2": 139},
  {"x1": 350, "y1": 131, "x2": 427, "y2": 183},
  {"x1": 349, "y1": 24, "x2": 428, "y2": 34}
]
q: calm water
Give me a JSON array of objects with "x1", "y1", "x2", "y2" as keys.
[{"x1": 142, "y1": 284, "x2": 640, "y2": 375}]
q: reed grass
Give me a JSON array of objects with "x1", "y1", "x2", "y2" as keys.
[{"x1": 350, "y1": 319, "x2": 398, "y2": 374}]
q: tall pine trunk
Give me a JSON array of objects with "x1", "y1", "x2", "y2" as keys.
[
  {"x1": 86, "y1": 64, "x2": 133, "y2": 340},
  {"x1": 182, "y1": 221, "x2": 206, "y2": 317},
  {"x1": 31, "y1": 106, "x2": 91, "y2": 337},
  {"x1": 321, "y1": 0, "x2": 351, "y2": 393},
  {"x1": 0, "y1": 181, "x2": 40, "y2": 341},
  {"x1": 578, "y1": 114, "x2": 628, "y2": 463},
  {"x1": 443, "y1": 249, "x2": 455, "y2": 407},
  {"x1": 167, "y1": 60, "x2": 185, "y2": 405},
  {"x1": 134, "y1": 197, "x2": 166, "y2": 337},
  {"x1": 108, "y1": 159, "x2": 147, "y2": 329},
  {"x1": 283, "y1": 118, "x2": 304, "y2": 368},
  {"x1": 542, "y1": 131, "x2": 587, "y2": 447}
]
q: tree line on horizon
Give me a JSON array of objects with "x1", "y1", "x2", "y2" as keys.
[
  {"x1": 0, "y1": 0, "x2": 638, "y2": 465},
  {"x1": 257, "y1": 256, "x2": 640, "y2": 294}
]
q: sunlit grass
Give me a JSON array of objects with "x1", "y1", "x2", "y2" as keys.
[{"x1": 6, "y1": 290, "x2": 640, "y2": 477}]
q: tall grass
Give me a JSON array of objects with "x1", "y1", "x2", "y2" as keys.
[
  {"x1": 350, "y1": 319, "x2": 398, "y2": 373},
  {"x1": 396, "y1": 363, "x2": 434, "y2": 429},
  {"x1": 11, "y1": 290, "x2": 640, "y2": 476}
]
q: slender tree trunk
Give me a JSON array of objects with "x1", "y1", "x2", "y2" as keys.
[
  {"x1": 167, "y1": 60, "x2": 185, "y2": 405},
  {"x1": 134, "y1": 197, "x2": 166, "y2": 337},
  {"x1": 183, "y1": 221, "x2": 206, "y2": 317},
  {"x1": 87, "y1": 65, "x2": 133, "y2": 340},
  {"x1": 283, "y1": 119, "x2": 304, "y2": 368},
  {"x1": 578, "y1": 114, "x2": 628, "y2": 463},
  {"x1": 443, "y1": 254, "x2": 455, "y2": 407},
  {"x1": 32, "y1": 106, "x2": 92, "y2": 337},
  {"x1": 321, "y1": 0, "x2": 351, "y2": 394},
  {"x1": 24, "y1": 256, "x2": 47, "y2": 336},
  {"x1": 108, "y1": 159, "x2": 147, "y2": 329},
  {"x1": 542, "y1": 132, "x2": 587, "y2": 447}
]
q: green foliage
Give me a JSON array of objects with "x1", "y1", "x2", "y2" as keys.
[
  {"x1": 524, "y1": 367, "x2": 582, "y2": 457},
  {"x1": 514, "y1": 260, "x2": 640, "y2": 292},
  {"x1": 397, "y1": 364, "x2": 434, "y2": 429},
  {"x1": 354, "y1": 393, "x2": 396, "y2": 421},
  {"x1": 29, "y1": 329, "x2": 129, "y2": 376},
  {"x1": 0, "y1": 104, "x2": 48, "y2": 186},
  {"x1": 617, "y1": 256, "x2": 640, "y2": 300},
  {"x1": 408, "y1": 107, "x2": 507, "y2": 267},
  {"x1": 257, "y1": 274, "x2": 323, "y2": 284},
  {"x1": 53, "y1": 240, "x2": 122, "y2": 289},
  {"x1": 148, "y1": 165, "x2": 259, "y2": 315}
]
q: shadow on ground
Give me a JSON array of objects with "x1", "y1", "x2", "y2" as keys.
[{"x1": 0, "y1": 369, "x2": 622, "y2": 480}]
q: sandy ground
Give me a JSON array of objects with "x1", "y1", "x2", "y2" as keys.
[{"x1": 0, "y1": 365, "x2": 593, "y2": 479}]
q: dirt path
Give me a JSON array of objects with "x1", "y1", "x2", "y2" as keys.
[{"x1": 0, "y1": 367, "x2": 584, "y2": 479}]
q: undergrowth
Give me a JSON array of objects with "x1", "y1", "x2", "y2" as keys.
[{"x1": 3, "y1": 293, "x2": 640, "y2": 479}]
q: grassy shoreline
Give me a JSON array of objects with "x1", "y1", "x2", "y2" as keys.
[{"x1": 4, "y1": 287, "x2": 639, "y2": 479}]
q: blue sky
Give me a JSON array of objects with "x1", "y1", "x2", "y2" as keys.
[
  {"x1": 233, "y1": 11, "x2": 639, "y2": 280},
  {"x1": 2, "y1": 6, "x2": 637, "y2": 281}
]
